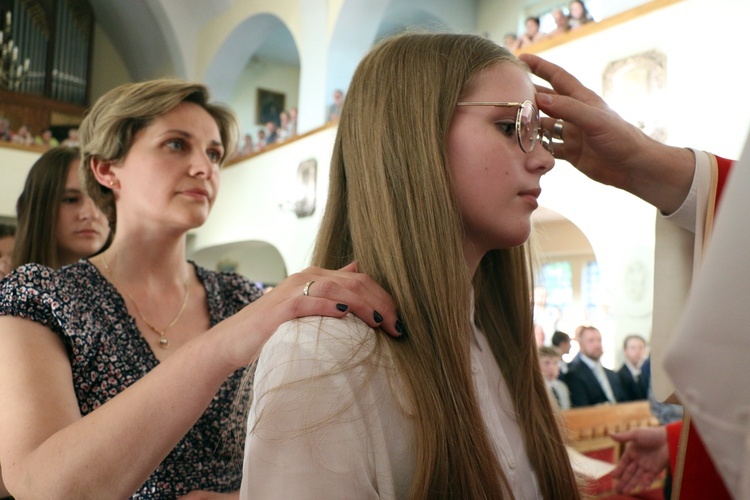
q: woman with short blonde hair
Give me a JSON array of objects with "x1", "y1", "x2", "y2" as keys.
[{"x1": 0, "y1": 78, "x2": 400, "y2": 498}]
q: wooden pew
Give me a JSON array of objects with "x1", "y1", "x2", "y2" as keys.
[{"x1": 561, "y1": 400, "x2": 663, "y2": 497}]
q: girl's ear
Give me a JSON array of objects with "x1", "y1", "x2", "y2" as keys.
[{"x1": 90, "y1": 157, "x2": 118, "y2": 190}]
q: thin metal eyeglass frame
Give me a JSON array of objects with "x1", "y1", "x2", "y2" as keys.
[{"x1": 455, "y1": 99, "x2": 546, "y2": 153}]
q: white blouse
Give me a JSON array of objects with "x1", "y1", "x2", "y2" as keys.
[{"x1": 240, "y1": 313, "x2": 541, "y2": 499}]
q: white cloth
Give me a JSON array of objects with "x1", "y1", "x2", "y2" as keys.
[
  {"x1": 240, "y1": 313, "x2": 542, "y2": 499},
  {"x1": 547, "y1": 378, "x2": 572, "y2": 410},
  {"x1": 623, "y1": 361, "x2": 641, "y2": 380},
  {"x1": 664, "y1": 139, "x2": 750, "y2": 498},
  {"x1": 651, "y1": 149, "x2": 714, "y2": 402}
]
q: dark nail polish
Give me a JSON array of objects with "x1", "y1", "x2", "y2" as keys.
[
  {"x1": 396, "y1": 319, "x2": 409, "y2": 339},
  {"x1": 373, "y1": 310, "x2": 383, "y2": 323},
  {"x1": 336, "y1": 303, "x2": 349, "y2": 312}
]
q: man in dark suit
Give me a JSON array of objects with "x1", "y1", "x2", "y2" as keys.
[
  {"x1": 564, "y1": 325, "x2": 627, "y2": 407},
  {"x1": 617, "y1": 334, "x2": 649, "y2": 401}
]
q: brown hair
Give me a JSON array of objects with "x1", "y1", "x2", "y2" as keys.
[
  {"x1": 0, "y1": 223, "x2": 14, "y2": 239},
  {"x1": 313, "y1": 32, "x2": 579, "y2": 498},
  {"x1": 13, "y1": 147, "x2": 89, "y2": 269},
  {"x1": 79, "y1": 78, "x2": 239, "y2": 229}
]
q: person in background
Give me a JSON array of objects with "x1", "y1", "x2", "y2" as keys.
[
  {"x1": 265, "y1": 120, "x2": 279, "y2": 145},
  {"x1": 549, "y1": 8, "x2": 571, "y2": 37},
  {"x1": 0, "y1": 224, "x2": 15, "y2": 279},
  {"x1": 61, "y1": 127, "x2": 80, "y2": 147},
  {"x1": 288, "y1": 107, "x2": 298, "y2": 137},
  {"x1": 277, "y1": 110, "x2": 291, "y2": 142},
  {"x1": 552, "y1": 329, "x2": 572, "y2": 374},
  {"x1": 503, "y1": 32, "x2": 518, "y2": 49},
  {"x1": 515, "y1": 16, "x2": 545, "y2": 49},
  {"x1": 240, "y1": 31, "x2": 578, "y2": 498},
  {"x1": 0, "y1": 118, "x2": 12, "y2": 141},
  {"x1": 12, "y1": 147, "x2": 110, "y2": 269},
  {"x1": 617, "y1": 334, "x2": 648, "y2": 401},
  {"x1": 255, "y1": 128, "x2": 267, "y2": 151},
  {"x1": 564, "y1": 325, "x2": 628, "y2": 406},
  {"x1": 239, "y1": 133, "x2": 254, "y2": 157},
  {"x1": 539, "y1": 345, "x2": 572, "y2": 410},
  {"x1": 534, "y1": 323, "x2": 546, "y2": 345},
  {"x1": 568, "y1": 0, "x2": 594, "y2": 29},
  {"x1": 34, "y1": 128, "x2": 60, "y2": 149},
  {"x1": 11, "y1": 124, "x2": 34, "y2": 146},
  {"x1": 0, "y1": 78, "x2": 401, "y2": 499},
  {"x1": 327, "y1": 88, "x2": 345, "y2": 122}
]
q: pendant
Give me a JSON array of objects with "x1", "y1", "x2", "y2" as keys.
[{"x1": 159, "y1": 337, "x2": 170, "y2": 348}]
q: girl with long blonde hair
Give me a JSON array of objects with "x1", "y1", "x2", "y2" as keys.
[{"x1": 241, "y1": 32, "x2": 580, "y2": 498}]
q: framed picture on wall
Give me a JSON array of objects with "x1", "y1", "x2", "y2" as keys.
[
  {"x1": 602, "y1": 50, "x2": 666, "y2": 143},
  {"x1": 256, "y1": 88, "x2": 285, "y2": 126}
]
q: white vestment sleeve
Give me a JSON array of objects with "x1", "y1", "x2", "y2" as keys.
[
  {"x1": 664, "y1": 138, "x2": 750, "y2": 498},
  {"x1": 650, "y1": 149, "x2": 714, "y2": 402}
]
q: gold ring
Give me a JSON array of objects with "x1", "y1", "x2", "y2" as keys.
[
  {"x1": 302, "y1": 280, "x2": 315, "y2": 297},
  {"x1": 552, "y1": 119, "x2": 564, "y2": 141}
]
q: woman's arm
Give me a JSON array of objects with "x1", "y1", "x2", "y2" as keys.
[
  {"x1": 0, "y1": 264, "x2": 401, "y2": 498},
  {"x1": 0, "y1": 315, "x2": 241, "y2": 498}
]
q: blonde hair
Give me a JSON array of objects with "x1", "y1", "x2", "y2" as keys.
[
  {"x1": 313, "y1": 32, "x2": 579, "y2": 498},
  {"x1": 79, "y1": 78, "x2": 238, "y2": 227},
  {"x1": 539, "y1": 345, "x2": 563, "y2": 358}
]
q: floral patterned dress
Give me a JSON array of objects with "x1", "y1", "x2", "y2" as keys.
[{"x1": 0, "y1": 260, "x2": 263, "y2": 498}]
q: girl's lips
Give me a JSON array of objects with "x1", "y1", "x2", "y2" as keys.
[
  {"x1": 76, "y1": 229, "x2": 100, "y2": 236},
  {"x1": 181, "y1": 188, "x2": 210, "y2": 200}
]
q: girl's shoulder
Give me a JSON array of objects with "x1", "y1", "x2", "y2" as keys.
[{"x1": 257, "y1": 315, "x2": 388, "y2": 384}]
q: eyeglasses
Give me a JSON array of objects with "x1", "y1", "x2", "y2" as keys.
[{"x1": 455, "y1": 100, "x2": 548, "y2": 153}]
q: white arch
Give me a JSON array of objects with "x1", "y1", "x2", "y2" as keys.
[
  {"x1": 202, "y1": 13, "x2": 298, "y2": 104},
  {"x1": 325, "y1": 0, "x2": 477, "y2": 101}
]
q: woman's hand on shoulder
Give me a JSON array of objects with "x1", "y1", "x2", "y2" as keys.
[
  {"x1": 259, "y1": 262, "x2": 402, "y2": 336},
  {"x1": 216, "y1": 262, "x2": 402, "y2": 369}
]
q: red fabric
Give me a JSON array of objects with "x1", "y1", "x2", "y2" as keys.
[
  {"x1": 664, "y1": 155, "x2": 735, "y2": 499},
  {"x1": 666, "y1": 421, "x2": 682, "y2": 476},
  {"x1": 666, "y1": 421, "x2": 731, "y2": 499},
  {"x1": 714, "y1": 155, "x2": 732, "y2": 208}
]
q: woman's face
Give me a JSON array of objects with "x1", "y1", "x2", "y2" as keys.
[
  {"x1": 56, "y1": 160, "x2": 110, "y2": 265},
  {"x1": 525, "y1": 19, "x2": 539, "y2": 36},
  {"x1": 446, "y1": 63, "x2": 554, "y2": 271},
  {"x1": 110, "y1": 102, "x2": 224, "y2": 234},
  {"x1": 570, "y1": 1, "x2": 584, "y2": 19}
]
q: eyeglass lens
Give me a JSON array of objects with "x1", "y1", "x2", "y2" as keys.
[{"x1": 517, "y1": 101, "x2": 539, "y2": 153}]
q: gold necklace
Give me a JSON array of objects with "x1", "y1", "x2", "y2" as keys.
[{"x1": 101, "y1": 252, "x2": 189, "y2": 349}]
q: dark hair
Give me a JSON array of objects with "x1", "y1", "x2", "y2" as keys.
[
  {"x1": 551, "y1": 330, "x2": 571, "y2": 347},
  {"x1": 0, "y1": 223, "x2": 15, "y2": 239},
  {"x1": 13, "y1": 147, "x2": 84, "y2": 268},
  {"x1": 622, "y1": 334, "x2": 647, "y2": 350},
  {"x1": 525, "y1": 16, "x2": 541, "y2": 26}
]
